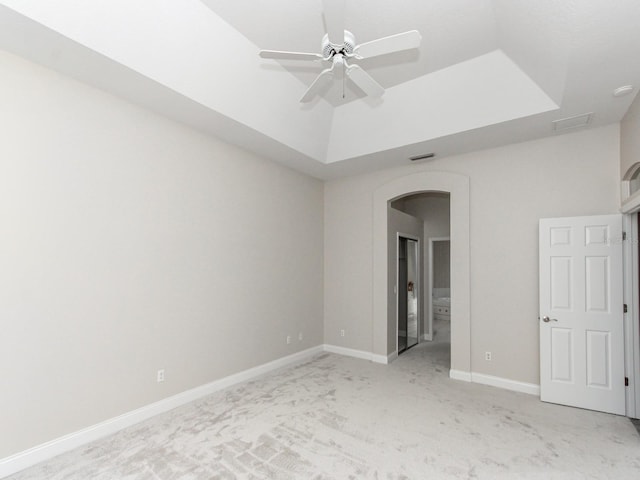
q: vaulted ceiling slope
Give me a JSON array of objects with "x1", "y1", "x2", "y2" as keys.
[{"x1": 1, "y1": 0, "x2": 639, "y2": 179}]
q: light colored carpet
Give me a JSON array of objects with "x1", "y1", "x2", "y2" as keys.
[{"x1": 7, "y1": 321, "x2": 640, "y2": 479}]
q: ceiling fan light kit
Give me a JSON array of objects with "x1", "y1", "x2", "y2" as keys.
[{"x1": 258, "y1": 0, "x2": 422, "y2": 104}]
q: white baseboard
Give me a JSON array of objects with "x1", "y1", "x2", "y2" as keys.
[
  {"x1": 323, "y1": 344, "x2": 390, "y2": 364},
  {"x1": 0, "y1": 345, "x2": 324, "y2": 479},
  {"x1": 422, "y1": 333, "x2": 433, "y2": 341},
  {"x1": 471, "y1": 372, "x2": 540, "y2": 396},
  {"x1": 323, "y1": 344, "x2": 373, "y2": 361},
  {"x1": 371, "y1": 353, "x2": 389, "y2": 364},
  {"x1": 449, "y1": 369, "x2": 539, "y2": 396},
  {"x1": 449, "y1": 369, "x2": 472, "y2": 382},
  {"x1": 387, "y1": 350, "x2": 398, "y2": 363}
]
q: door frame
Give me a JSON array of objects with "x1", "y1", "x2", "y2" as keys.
[
  {"x1": 373, "y1": 172, "x2": 470, "y2": 374},
  {"x1": 620, "y1": 165, "x2": 640, "y2": 418},
  {"x1": 426, "y1": 236, "x2": 450, "y2": 342},
  {"x1": 396, "y1": 233, "x2": 420, "y2": 355},
  {"x1": 622, "y1": 213, "x2": 640, "y2": 418}
]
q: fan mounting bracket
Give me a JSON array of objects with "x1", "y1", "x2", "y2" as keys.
[{"x1": 322, "y1": 30, "x2": 356, "y2": 59}]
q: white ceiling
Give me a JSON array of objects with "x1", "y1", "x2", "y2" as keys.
[{"x1": 1, "y1": 0, "x2": 639, "y2": 179}]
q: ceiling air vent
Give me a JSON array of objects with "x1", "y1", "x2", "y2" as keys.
[
  {"x1": 409, "y1": 153, "x2": 435, "y2": 162},
  {"x1": 552, "y1": 113, "x2": 592, "y2": 132}
]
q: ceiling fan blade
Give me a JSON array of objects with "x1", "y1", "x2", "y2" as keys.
[
  {"x1": 322, "y1": 0, "x2": 345, "y2": 46},
  {"x1": 346, "y1": 64, "x2": 385, "y2": 98},
  {"x1": 353, "y1": 30, "x2": 422, "y2": 59},
  {"x1": 300, "y1": 67, "x2": 334, "y2": 103},
  {"x1": 259, "y1": 50, "x2": 324, "y2": 61}
]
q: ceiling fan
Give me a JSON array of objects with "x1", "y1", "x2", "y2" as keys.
[{"x1": 259, "y1": 0, "x2": 422, "y2": 103}]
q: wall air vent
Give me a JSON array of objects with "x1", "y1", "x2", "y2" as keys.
[
  {"x1": 552, "y1": 113, "x2": 593, "y2": 132},
  {"x1": 409, "y1": 153, "x2": 435, "y2": 162}
]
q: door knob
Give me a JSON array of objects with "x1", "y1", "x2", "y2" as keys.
[{"x1": 542, "y1": 316, "x2": 557, "y2": 323}]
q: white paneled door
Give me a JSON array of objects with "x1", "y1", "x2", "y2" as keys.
[{"x1": 539, "y1": 215, "x2": 625, "y2": 415}]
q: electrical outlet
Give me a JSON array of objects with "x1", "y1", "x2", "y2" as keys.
[
  {"x1": 485, "y1": 352, "x2": 492, "y2": 361},
  {"x1": 298, "y1": 332, "x2": 303, "y2": 341},
  {"x1": 340, "y1": 329, "x2": 345, "y2": 337},
  {"x1": 157, "y1": 369, "x2": 165, "y2": 383},
  {"x1": 286, "y1": 335, "x2": 291, "y2": 345}
]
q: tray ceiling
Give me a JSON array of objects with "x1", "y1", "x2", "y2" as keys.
[{"x1": 0, "y1": 0, "x2": 639, "y2": 179}]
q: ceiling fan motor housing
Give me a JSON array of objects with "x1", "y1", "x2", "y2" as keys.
[{"x1": 323, "y1": 30, "x2": 356, "y2": 57}]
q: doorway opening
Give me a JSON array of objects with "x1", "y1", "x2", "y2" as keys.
[{"x1": 390, "y1": 192, "x2": 451, "y2": 363}]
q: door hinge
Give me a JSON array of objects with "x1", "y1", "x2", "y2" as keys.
[
  {"x1": 624, "y1": 304, "x2": 628, "y2": 313},
  {"x1": 625, "y1": 377, "x2": 629, "y2": 387},
  {"x1": 623, "y1": 231, "x2": 627, "y2": 241}
]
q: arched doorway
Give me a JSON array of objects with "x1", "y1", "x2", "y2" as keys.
[
  {"x1": 622, "y1": 161, "x2": 640, "y2": 203},
  {"x1": 372, "y1": 171, "x2": 471, "y2": 378}
]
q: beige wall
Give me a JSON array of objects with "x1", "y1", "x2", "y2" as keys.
[
  {"x1": 401, "y1": 194, "x2": 451, "y2": 241},
  {"x1": 325, "y1": 125, "x2": 620, "y2": 385},
  {"x1": 0, "y1": 50, "x2": 324, "y2": 458},
  {"x1": 433, "y1": 241, "x2": 450, "y2": 289},
  {"x1": 621, "y1": 92, "x2": 640, "y2": 179}
]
